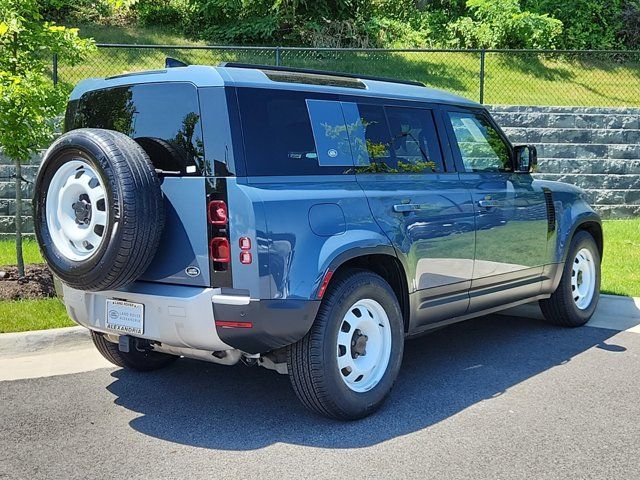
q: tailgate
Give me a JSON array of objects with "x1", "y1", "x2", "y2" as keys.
[{"x1": 139, "y1": 177, "x2": 210, "y2": 287}]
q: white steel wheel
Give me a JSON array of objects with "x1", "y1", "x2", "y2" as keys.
[
  {"x1": 571, "y1": 247, "x2": 596, "y2": 310},
  {"x1": 45, "y1": 159, "x2": 109, "y2": 262},
  {"x1": 336, "y1": 298, "x2": 393, "y2": 393}
]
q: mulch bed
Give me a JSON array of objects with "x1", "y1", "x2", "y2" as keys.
[{"x1": 0, "y1": 264, "x2": 57, "y2": 301}]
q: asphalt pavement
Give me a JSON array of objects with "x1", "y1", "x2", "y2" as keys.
[{"x1": 1, "y1": 313, "x2": 639, "y2": 479}]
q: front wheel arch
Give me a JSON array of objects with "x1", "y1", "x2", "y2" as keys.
[
  {"x1": 561, "y1": 217, "x2": 603, "y2": 264},
  {"x1": 574, "y1": 221, "x2": 603, "y2": 260}
]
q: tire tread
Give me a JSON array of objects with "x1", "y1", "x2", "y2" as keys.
[{"x1": 287, "y1": 269, "x2": 402, "y2": 420}]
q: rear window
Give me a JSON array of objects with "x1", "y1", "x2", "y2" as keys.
[
  {"x1": 71, "y1": 82, "x2": 205, "y2": 176},
  {"x1": 237, "y1": 88, "x2": 355, "y2": 176}
]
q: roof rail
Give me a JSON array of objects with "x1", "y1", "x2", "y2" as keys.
[{"x1": 218, "y1": 62, "x2": 425, "y2": 87}]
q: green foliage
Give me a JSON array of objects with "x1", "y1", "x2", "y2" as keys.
[
  {"x1": 363, "y1": 16, "x2": 432, "y2": 48},
  {"x1": 0, "y1": 0, "x2": 94, "y2": 161},
  {"x1": 0, "y1": 0, "x2": 94, "y2": 276},
  {"x1": 523, "y1": 0, "x2": 623, "y2": 49},
  {"x1": 127, "y1": 0, "x2": 570, "y2": 49},
  {"x1": 153, "y1": 0, "x2": 453, "y2": 46},
  {"x1": 619, "y1": 1, "x2": 640, "y2": 48},
  {"x1": 40, "y1": 0, "x2": 117, "y2": 24},
  {"x1": 447, "y1": 0, "x2": 562, "y2": 48},
  {"x1": 42, "y1": 0, "x2": 640, "y2": 49},
  {"x1": 137, "y1": 0, "x2": 192, "y2": 29}
]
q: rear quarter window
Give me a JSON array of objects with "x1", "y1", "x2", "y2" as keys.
[
  {"x1": 71, "y1": 82, "x2": 206, "y2": 176},
  {"x1": 237, "y1": 88, "x2": 355, "y2": 176}
]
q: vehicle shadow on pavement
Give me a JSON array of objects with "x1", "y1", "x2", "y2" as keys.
[{"x1": 106, "y1": 315, "x2": 622, "y2": 450}]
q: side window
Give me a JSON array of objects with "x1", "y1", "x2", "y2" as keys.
[
  {"x1": 306, "y1": 99, "x2": 353, "y2": 167},
  {"x1": 355, "y1": 104, "x2": 394, "y2": 173},
  {"x1": 447, "y1": 111, "x2": 512, "y2": 172},
  {"x1": 348, "y1": 103, "x2": 444, "y2": 174},
  {"x1": 74, "y1": 83, "x2": 205, "y2": 175},
  {"x1": 237, "y1": 88, "x2": 353, "y2": 176},
  {"x1": 385, "y1": 106, "x2": 443, "y2": 173}
]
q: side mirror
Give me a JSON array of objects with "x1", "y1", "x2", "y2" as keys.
[{"x1": 514, "y1": 144, "x2": 537, "y2": 173}]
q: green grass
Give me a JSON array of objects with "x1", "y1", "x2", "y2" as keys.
[
  {"x1": 55, "y1": 23, "x2": 640, "y2": 107},
  {"x1": 0, "y1": 238, "x2": 42, "y2": 266},
  {"x1": 0, "y1": 240, "x2": 69, "y2": 334},
  {"x1": 600, "y1": 219, "x2": 640, "y2": 297},
  {"x1": 0, "y1": 298, "x2": 74, "y2": 333}
]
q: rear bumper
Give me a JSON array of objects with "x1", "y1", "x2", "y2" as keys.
[{"x1": 62, "y1": 282, "x2": 320, "y2": 354}]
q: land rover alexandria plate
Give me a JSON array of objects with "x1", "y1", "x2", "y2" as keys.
[{"x1": 106, "y1": 299, "x2": 144, "y2": 335}]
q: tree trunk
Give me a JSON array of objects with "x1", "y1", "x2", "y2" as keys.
[{"x1": 14, "y1": 158, "x2": 25, "y2": 279}]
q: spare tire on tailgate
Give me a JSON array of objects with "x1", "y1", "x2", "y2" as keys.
[{"x1": 34, "y1": 128, "x2": 165, "y2": 291}]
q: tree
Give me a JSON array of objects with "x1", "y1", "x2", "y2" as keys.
[{"x1": 0, "y1": 0, "x2": 94, "y2": 277}]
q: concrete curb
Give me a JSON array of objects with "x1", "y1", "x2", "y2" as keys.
[
  {"x1": 500, "y1": 294, "x2": 640, "y2": 332},
  {"x1": 0, "y1": 325, "x2": 91, "y2": 358}
]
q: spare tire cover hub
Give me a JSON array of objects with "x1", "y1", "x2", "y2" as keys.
[{"x1": 45, "y1": 159, "x2": 109, "y2": 261}]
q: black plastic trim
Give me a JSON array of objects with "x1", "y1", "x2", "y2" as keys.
[
  {"x1": 542, "y1": 188, "x2": 556, "y2": 233},
  {"x1": 213, "y1": 299, "x2": 321, "y2": 354}
]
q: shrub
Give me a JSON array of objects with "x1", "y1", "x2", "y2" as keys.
[
  {"x1": 618, "y1": 0, "x2": 640, "y2": 48},
  {"x1": 447, "y1": 0, "x2": 563, "y2": 49},
  {"x1": 523, "y1": 0, "x2": 623, "y2": 49},
  {"x1": 136, "y1": 0, "x2": 190, "y2": 28},
  {"x1": 40, "y1": 0, "x2": 114, "y2": 24}
]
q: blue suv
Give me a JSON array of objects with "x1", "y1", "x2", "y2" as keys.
[{"x1": 34, "y1": 63, "x2": 603, "y2": 420}]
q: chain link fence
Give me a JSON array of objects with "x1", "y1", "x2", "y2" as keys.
[{"x1": 53, "y1": 46, "x2": 640, "y2": 107}]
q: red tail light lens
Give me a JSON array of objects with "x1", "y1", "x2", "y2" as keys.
[
  {"x1": 240, "y1": 251, "x2": 252, "y2": 264},
  {"x1": 208, "y1": 200, "x2": 228, "y2": 225},
  {"x1": 215, "y1": 321, "x2": 253, "y2": 329},
  {"x1": 210, "y1": 237, "x2": 230, "y2": 263},
  {"x1": 239, "y1": 237, "x2": 252, "y2": 250}
]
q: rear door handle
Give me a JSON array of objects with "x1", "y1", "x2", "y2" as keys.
[
  {"x1": 393, "y1": 203, "x2": 421, "y2": 213},
  {"x1": 477, "y1": 199, "x2": 500, "y2": 209}
]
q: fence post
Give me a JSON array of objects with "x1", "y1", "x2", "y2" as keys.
[
  {"x1": 479, "y1": 49, "x2": 485, "y2": 104},
  {"x1": 52, "y1": 53, "x2": 58, "y2": 87},
  {"x1": 275, "y1": 46, "x2": 281, "y2": 66}
]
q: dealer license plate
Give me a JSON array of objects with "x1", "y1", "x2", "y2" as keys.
[{"x1": 105, "y1": 299, "x2": 144, "y2": 335}]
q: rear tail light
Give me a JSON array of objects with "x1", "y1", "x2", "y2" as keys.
[
  {"x1": 215, "y1": 321, "x2": 253, "y2": 329},
  {"x1": 210, "y1": 237, "x2": 230, "y2": 263},
  {"x1": 239, "y1": 237, "x2": 251, "y2": 250},
  {"x1": 239, "y1": 236, "x2": 252, "y2": 264},
  {"x1": 240, "y1": 251, "x2": 252, "y2": 264},
  {"x1": 208, "y1": 200, "x2": 228, "y2": 225}
]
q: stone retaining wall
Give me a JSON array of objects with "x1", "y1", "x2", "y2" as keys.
[{"x1": 490, "y1": 105, "x2": 640, "y2": 218}]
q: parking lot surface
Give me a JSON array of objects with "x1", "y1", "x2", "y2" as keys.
[{"x1": 1, "y1": 314, "x2": 639, "y2": 480}]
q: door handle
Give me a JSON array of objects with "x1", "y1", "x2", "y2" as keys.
[
  {"x1": 477, "y1": 199, "x2": 500, "y2": 209},
  {"x1": 393, "y1": 203, "x2": 421, "y2": 213}
]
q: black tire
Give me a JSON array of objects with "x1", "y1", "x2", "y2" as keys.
[
  {"x1": 287, "y1": 270, "x2": 404, "y2": 420},
  {"x1": 91, "y1": 331, "x2": 178, "y2": 371},
  {"x1": 34, "y1": 128, "x2": 164, "y2": 291},
  {"x1": 539, "y1": 230, "x2": 601, "y2": 327}
]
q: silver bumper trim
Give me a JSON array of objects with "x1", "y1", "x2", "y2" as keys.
[{"x1": 62, "y1": 282, "x2": 233, "y2": 352}]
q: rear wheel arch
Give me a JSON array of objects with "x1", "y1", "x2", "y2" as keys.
[{"x1": 322, "y1": 251, "x2": 410, "y2": 333}]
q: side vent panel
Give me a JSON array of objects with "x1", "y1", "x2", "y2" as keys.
[{"x1": 543, "y1": 188, "x2": 556, "y2": 234}]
